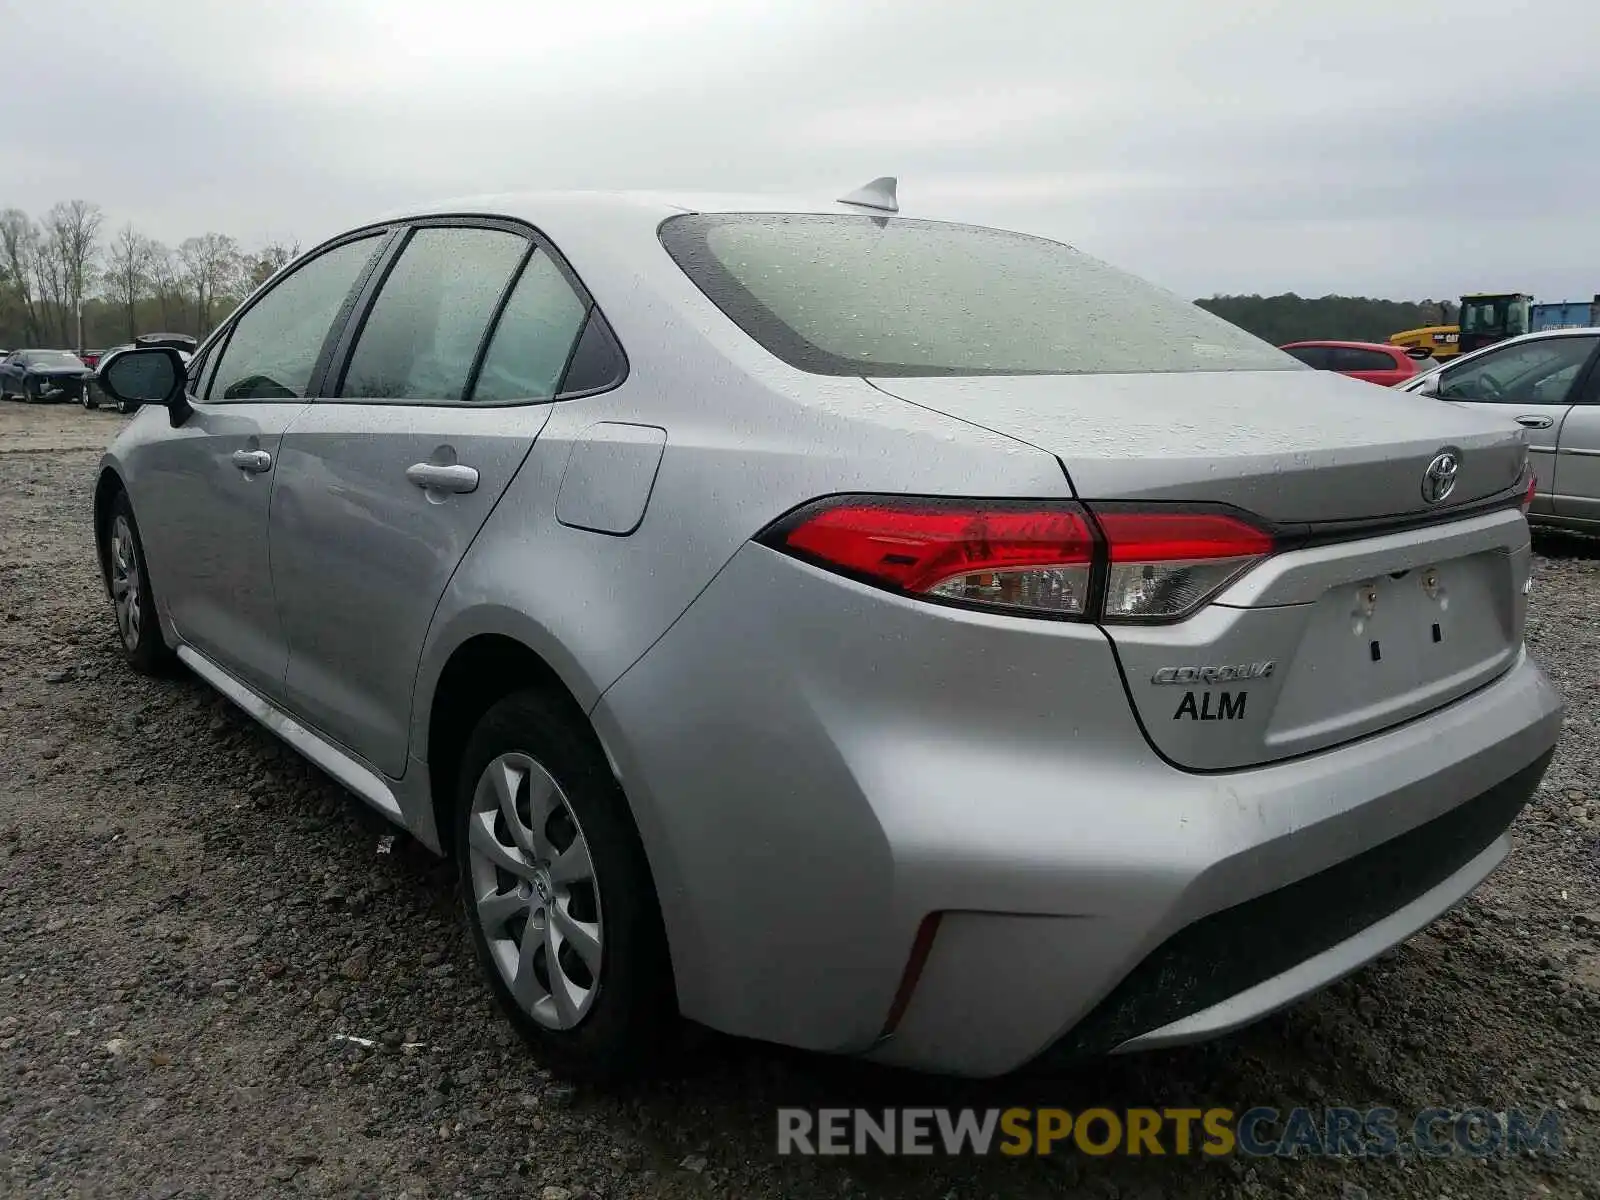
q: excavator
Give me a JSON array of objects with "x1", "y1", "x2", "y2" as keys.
[{"x1": 1390, "y1": 293, "x2": 1599, "y2": 361}]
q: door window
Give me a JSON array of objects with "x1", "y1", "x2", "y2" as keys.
[
  {"x1": 208, "y1": 235, "x2": 384, "y2": 402},
  {"x1": 469, "y1": 249, "x2": 589, "y2": 403},
  {"x1": 1330, "y1": 346, "x2": 1398, "y2": 373},
  {"x1": 1438, "y1": 336, "x2": 1598, "y2": 404},
  {"x1": 340, "y1": 227, "x2": 527, "y2": 402}
]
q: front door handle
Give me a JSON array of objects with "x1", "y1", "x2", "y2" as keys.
[
  {"x1": 1515, "y1": 414, "x2": 1554, "y2": 429},
  {"x1": 231, "y1": 449, "x2": 273, "y2": 473},
  {"x1": 405, "y1": 462, "x2": 479, "y2": 494}
]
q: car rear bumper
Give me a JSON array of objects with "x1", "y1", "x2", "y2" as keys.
[{"x1": 594, "y1": 544, "x2": 1563, "y2": 1077}]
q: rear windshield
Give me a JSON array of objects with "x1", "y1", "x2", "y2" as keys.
[{"x1": 659, "y1": 213, "x2": 1300, "y2": 377}]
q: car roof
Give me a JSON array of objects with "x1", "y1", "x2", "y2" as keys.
[
  {"x1": 1279, "y1": 340, "x2": 1403, "y2": 352},
  {"x1": 374, "y1": 189, "x2": 897, "y2": 227}
]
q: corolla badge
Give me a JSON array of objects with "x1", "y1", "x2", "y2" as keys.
[{"x1": 1422, "y1": 450, "x2": 1460, "y2": 504}]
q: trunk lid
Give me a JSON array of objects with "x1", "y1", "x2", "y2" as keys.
[
  {"x1": 869, "y1": 371, "x2": 1534, "y2": 770},
  {"x1": 867, "y1": 370, "x2": 1529, "y2": 523}
]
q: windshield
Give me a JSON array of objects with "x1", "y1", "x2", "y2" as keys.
[
  {"x1": 659, "y1": 214, "x2": 1300, "y2": 377},
  {"x1": 1460, "y1": 298, "x2": 1530, "y2": 337},
  {"x1": 26, "y1": 351, "x2": 82, "y2": 366}
]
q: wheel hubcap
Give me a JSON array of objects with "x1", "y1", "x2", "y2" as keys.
[
  {"x1": 467, "y1": 752, "x2": 603, "y2": 1030},
  {"x1": 109, "y1": 516, "x2": 142, "y2": 651}
]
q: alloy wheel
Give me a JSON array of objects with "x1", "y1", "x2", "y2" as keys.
[
  {"x1": 109, "y1": 515, "x2": 142, "y2": 651},
  {"x1": 467, "y1": 752, "x2": 604, "y2": 1030}
]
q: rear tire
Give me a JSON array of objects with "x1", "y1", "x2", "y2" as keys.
[
  {"x1": 455, "y1": 689, "x2": 676, "y2": 1083},
  {"x1": 106, "y1": 491, "x2": 178, "y2": 676},
  {"x1": 82, "y1": 387, "x2": 97, "y2": 410}
]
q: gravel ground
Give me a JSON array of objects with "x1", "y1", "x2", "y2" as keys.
[{"x1": 2, "y1": 399, "x2": 1598, "y2": 1200}]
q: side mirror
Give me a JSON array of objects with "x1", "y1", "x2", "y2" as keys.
[
  {"x1": 1415, "y1": 373, "x2": 1442, "y2": 397},
  {"x1": 1404, "y1": 346, "x2": 1434, "y2": 361},
  {"x1": 98, "y1": 347, "x2": 192, "y2": 426}
]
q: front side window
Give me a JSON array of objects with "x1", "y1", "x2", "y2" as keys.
[
  {"x1": 340, "y1": 226, "x2": 527, "y2": 402},
  {"x1": 660, "y1": 213, "x2": 1301, "y2": 377},
  {"x1": 210, "y1": 235, "x2": 383, "y2": 401},
  {"x1": 469, "y1": 249, "x2": 588, "y2": 403},
  {"x1": 1283, "y1": 345, "x2": 1331, "y2": 370},
  {"x1": 1439, "y1": 336, "x2": 1597, "y2": 404}
]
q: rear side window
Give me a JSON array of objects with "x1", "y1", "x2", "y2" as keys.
[
  {"x1": 660, "y1": 213, "x2": 1300, "y2": 377},
  {"x1": 210, "y1": 235, "x2": 383, "y2": 401},
  {"x1": 469, "y1": 249, "x2": 588, "y2": 403},
  {"x1": 1332, "y1": 347, "x2": 1398, "y2": 372},
  {"x1": 340, "y1": 227, "x2": 527, "y2": 402}
]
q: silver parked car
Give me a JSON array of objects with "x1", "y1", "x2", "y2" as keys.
[
  {"x1": 92, "y1": 184, "x2": 1562, "y2": 1080},
  {"x1": 1396, "y1": 327, "x2": 1600, "y2": 532}
]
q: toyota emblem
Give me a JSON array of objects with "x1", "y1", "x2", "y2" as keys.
[{"x1": 1422, "y1": 450, "x2": 1460, "y2": 504}]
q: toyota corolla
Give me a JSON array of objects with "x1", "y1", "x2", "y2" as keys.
[{"x1": 90, "y1": 181, "x2": 1562, "y2": 1080}]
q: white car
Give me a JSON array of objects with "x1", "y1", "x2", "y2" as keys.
[{"x1": 1398, "y1": 328, "x2": 1600, "y2": 531}]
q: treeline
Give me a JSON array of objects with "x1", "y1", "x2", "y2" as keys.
[
  {"x1": 1195, "y1": 294, "x2": 1458, "y2": 346},
  {"x1": 0, "y1": 199, "x2": 300, "y2": 350}
]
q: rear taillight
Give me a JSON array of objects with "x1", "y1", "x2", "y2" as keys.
[
  {"x1": 1094, "y1": 508, "x2": 1275, "y2": 621},
  {"x1": 760, "y1": 497, "x2": 1275, "y2": 623},
  {"x1": 1521, "y1": 475, "x2": 1537, "y2": 513},
  {"x1": 771, "y1": 498, "x2": 1095, "y2": 617}
]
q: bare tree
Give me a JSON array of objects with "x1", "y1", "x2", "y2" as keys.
[
  {"x1": 178, "y1": 233, "x2": 242, "y2": 334},
  {"x1": 247, "y1": 239, "x2": 301, "y2": 291},
  {"x1": 146, "y1": 241, "x2": 180, "y2": 329},
  {"x1": 0, "y1": 208, "x2": 44, "y2": 345},
  {"x1": 104, "y1": 223, "x2": 156, "y2": 341},
  {"x1": 41, "y1": 200, "x2": 104, "y2": 348},
  {"x1": 31, "y1": 230, "x2": 70, "y2": 345}
]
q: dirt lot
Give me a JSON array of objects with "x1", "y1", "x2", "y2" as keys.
[{"x1": 2, "y1": 399, "x2": 1598, "y2": 1200}]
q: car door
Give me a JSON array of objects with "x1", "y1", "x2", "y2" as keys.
[
  {"x1": 128, "y1": 230, "x2": 391, "y2": 699},
  {"x1": 1431, "y1": 334, "x2": 1600, "y2": 514},
  {"x1": 268, "y1": 220, "x2": 592, "y2": 777},
  {"x1": 1551, "y1": 357, "x2": 1600, "y2": 525}
]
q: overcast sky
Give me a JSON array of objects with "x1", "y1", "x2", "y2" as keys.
[{"x1": 7, "y1": 0, "x2": 1597, "y2": 302}]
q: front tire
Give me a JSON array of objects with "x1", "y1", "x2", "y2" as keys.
[
  {"x1": 106, "y1": 492, "x2": 177, "y2": 675},
  {"x1": 82, "y1": 388, "x2": 98, "y2": 410},
  {"x1": 455, "y1": 689, "x2": 675, "y2": 1082}
]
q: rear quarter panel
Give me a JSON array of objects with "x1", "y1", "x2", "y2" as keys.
[{"x1": 409, "y1": 203, "x2": 1072, "y2": 747}]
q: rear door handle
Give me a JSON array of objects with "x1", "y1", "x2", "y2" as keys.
[
  {"x1": 405, "y1": 462, "x2": 479, "y2": 494},
  {"x1": 231, "y1": 449, "x2": 273, "y2": 473},
  {"x1": 1515, "y1": 414, "x2": 1554, "y2": 429}
]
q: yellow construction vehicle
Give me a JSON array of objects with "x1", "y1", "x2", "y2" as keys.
[
  {"x1": 1390, "y1": 292, "x2": 1536, "y2": 361},
  {"x1": 1389, "y1": 323, "x2": 1461, "y2": 360}
]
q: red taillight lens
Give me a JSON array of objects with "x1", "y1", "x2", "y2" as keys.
[
  {"x1": 1094, "y1": 509, "x2": 1275, "y2": 621},
  {"x1": 769, "y1": 498, "x2": 1096, "y2": 616},
  {"x1": 1521, "y1": 475, "x2": 1538, "y2": 513},
  {"x1": 762, "y1": 497, "x2": 1276, "y2": 622}
]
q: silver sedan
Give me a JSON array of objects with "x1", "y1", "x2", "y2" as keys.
[
  {"x1": 1397, "y1": 327, "x2": 1600, "y2": 532},
  {"x1": 91, "y1": 182, "x2": 1561, "y2": 1079}
]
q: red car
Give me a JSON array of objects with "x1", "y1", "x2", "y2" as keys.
[{"x1": 1279, "y1": 340, "x2": 1429, "y2": 387}]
